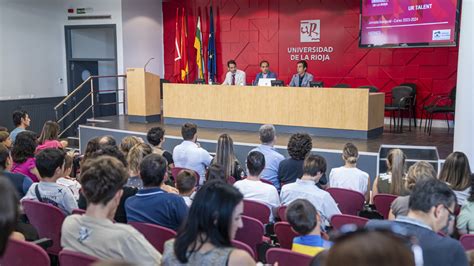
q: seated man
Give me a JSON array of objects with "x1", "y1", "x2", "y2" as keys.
[
  {"x1": 61, "y1": 156, "x2": 161, "y2": 264},
  {"x1": 0, "y1": 144, "x2": 32, "y2": 197},
  {"x1": 366, "y1": 179, "x2": 468, "y2": 266},
  {"x1": 250, "y1": 124, "x2": 285, "y2": 189},
  {"x1": 173, "y1": 123, "x2": 212, "y2": 185},
  {"x1": 147, "y1": 126, "x2": 174, "y2": 168},
  {"x1": 10, "y1": 110, "x2": 31, "y2": 143},
  {"x1": 287, "y1": 199, "x2": 331, "y2": 256},
  {"x1": 280, "y1": 154, "x2": 340, "y2": 226},
  {"x1": 175, "y1": 170, "x2": 197, "y2": 207},
  {"x1": 253, "y1": 60, "x2": 277, "y2": 86},
  {"x1": 22, "y1": 149, "x2": 77, "y2": 215},
  {"x1": 222, "y1": 60, "x2": 246, "y2": 85},
  {"x1": 289, "y1": 60, "x2": 314, "y2": 87},
  {"x1": 233, "y1": 151, "x2": 280, "y2": 222},
  {"x1": 125, "y1": 154, "x2": 188, "y2": 231}
]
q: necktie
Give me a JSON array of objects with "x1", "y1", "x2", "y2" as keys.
[{"x1": 231, "y1": 74, "x2": 235, "y2": 85}]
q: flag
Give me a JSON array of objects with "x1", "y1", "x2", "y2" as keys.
[
  {"x1": 173, "y1": 8, "x2": 181, "y2": 82},
  {"x1": 207, "y1": 6, "x2": 217, "y2": 83},
  {"x1": 180, "y1": 8, "x2": 189, "y2": 82},
  {"x1": 194, "y1": 15, "x2": 205, "y2": 80}
]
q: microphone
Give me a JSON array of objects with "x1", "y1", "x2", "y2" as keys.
[{"x1": 144, "y1": 57, "x2": 155, "y2": 72}]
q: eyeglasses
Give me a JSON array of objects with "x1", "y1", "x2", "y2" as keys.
[{"x1": 443, "y1": 205, "x2": 456, "y2": 222}]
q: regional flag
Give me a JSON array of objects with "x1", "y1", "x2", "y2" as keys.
[
  {"x1": 180, "y1": 8, "x2": 189, "y2": 82},
  {"x1": 194, "y1": 15, "x2": 205, "y2": 80},
  {"x1": 173, "y1": 8, "x2": 181, "y2": 82}
]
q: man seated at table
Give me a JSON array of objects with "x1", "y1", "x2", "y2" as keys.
[
  {"x1": 289, "y1": 60, "x2": 314, "y2": 87},
  {"x1": 222, "y1": 60, "x2": 246, "y2": 86},
  {"x1": 253, "y1": 60, "x2": 277, "y2": 86}
]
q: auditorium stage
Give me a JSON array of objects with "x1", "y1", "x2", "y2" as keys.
[{"x1": 78, "y1": 115, "x2": 453, "y2": 181}]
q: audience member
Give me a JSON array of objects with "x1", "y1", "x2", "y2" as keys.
[
  {"x1": 125, "y1": 154, "x2": 188, "y2": 231},
  {"x1": 286, "y1": 199, "x2": 331, "y2": 256},
  {"x1": 11, "y1": 131, "x2": 41, "y2": 182},
  {"x1": 289, "y1": 60, "x2": 313, "y2": 87},
  {"x1": 205, "y1": 163, "x2": 227, "y2": 182},
  {"x1": 173, "y1": 123, "x2": 212, "y2": 185},
  {"x1": 126, "y1": 143, "x2": 153, "y2": 189},
  {"x1": 457, "y1": 174, "x2": 474, "y2": 234},
  {"x1": 99, "y1": 135, "x2": 117, "y2": 147},
  {"x1": 213, "y1": 133, "x2": 245, "y2": 181},
  {"x1": 82, "y1": 137, "x2": 101, "y2": 163},
  {"x1": 250, "y1": 124, "x2": 284, "y2": 189},
  {"x1": 120, "y1": 136, "x2": 143, "y2": 159},
  {"x1": 10, "y1": 110, "x2": 31, "y2": 143},
  {"x1": 0, "y1": 126, "x2": 7, "y2": 132},
  {"x1": 329, "y1": 143, "x2": 370, "y2": 200},
  {"x1": 21, "y1": 149, "x2": 77, "y2": 215},
  {"x1": 61, "y1": 156, "x2": 162, "y2": 264},
  {"x1": 0, "y1": 131, "x2": 12, "y2": 149},
  {"x1": 56, "y1": 153, "x2": 82, "y2": 201},
  {"x1": 0, "y1": 178, "x2": 20, "y2": 256},
  {"x1": 0, "y1": 144, "x2": 33, "y2": 197},
  {"x1": 36, "y1": 121, "x2": 67, "y2": 152},
  {"x1": 253, "y1": 60, "x2": 277, "y2": 86},
  {"x1": 439, "y1": 151, "x2": 472, "y2": 206},
  {"x1": 147, "y1": 126, "x2": 174, "y2": 168},
  {"x1": 175, "y1": 170, "x2": 197, "y2": 207},
  {"x1": 367, "y1": 179, "x2": 468, "y2": 266},
  {"x1": 372, "y1": 148, "x2": 408, "y2": 202},
  {"x1": 280, "y1": 154, "x2": 340, "y2": 226},
  {"x1": 222, "y1": 60, "x2": 246, "y2": 86},
  {"x1": 162, "y1": 180, "x2": 254, "y2": 265},
  {"x1": 234, "y1": 151, "x2": 280, "y2": 222},
  {"x1": 389, "y1": 161, "x2": 437, "y2": 219}
]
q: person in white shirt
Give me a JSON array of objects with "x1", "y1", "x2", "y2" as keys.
[
  {"x1": 234, "y1": 151, "x2": 280, "y2": 222},
  {"x1": 329, "y1": 143, "x2": 370, "y2": 201},
  {"x1": 222, "y1": 60, "x2": 246, "y2": 86},
  {"x1": 280, "y1": 154, "x2": 341, "y2": 226},
  {"x1": 173, "y1": 123, "x2": 212, "y2": 185}
]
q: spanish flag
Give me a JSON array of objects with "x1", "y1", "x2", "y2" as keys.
[
  {"x1": 180, "y1": 8, "x2": 188, "y2": 82},
  {"x1": 194, "y1": 15, "x2": 205, "y2": 80}
]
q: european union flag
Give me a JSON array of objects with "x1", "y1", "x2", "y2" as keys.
[{"x1": 207, "y1": 6, "x2": 217, "y2": 83}]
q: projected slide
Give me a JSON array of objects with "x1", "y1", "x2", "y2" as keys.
[{"x1": 360, "y1": 0, "x2": 459, "y2": 47}]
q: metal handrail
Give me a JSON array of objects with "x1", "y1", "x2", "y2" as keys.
[{"x1": 56, "y1": 91, "x2": 92, "y2": 124}]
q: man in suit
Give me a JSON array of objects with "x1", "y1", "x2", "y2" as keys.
[
  {"x1": 253, "y1": 60, "x2": 277, "y2": 86},
  {"x1": 222, "y1": 60, "x2": 246, "y2": 86},
  {"x1": 289, "y1": 60, "x2": 314, "y2": 87}
]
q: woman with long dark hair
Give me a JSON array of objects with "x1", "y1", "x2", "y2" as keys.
[
  {"x1": 372, "y1": 149, "x2": 408, "y2": 202},
  {"x1": 162, "y1": 181, "x2": 254, "y2": 265},
  {"x1": 439, "y1": 151, "x2": 472, "y2": 206},
  {"x1": 11, "y1": 131, "x2": 41, "y2": 182},
  {"x1": 36, "y1": 121, "x2": 67, "y2": 152},
  {"x1": 213, "y1": 134, "x2": 245, "y2": 181}
]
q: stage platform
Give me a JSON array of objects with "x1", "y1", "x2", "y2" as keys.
[{"x1": 79, "y1": 115, "x2": 453, "y2": 182}]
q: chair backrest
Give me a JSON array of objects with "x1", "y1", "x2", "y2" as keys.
[
  {"x1": 309, "y1": 81, "x2": 324, "y2": 88},
  {"x1": 373, "y1": 194, "x2": 398, "y2": 219},
  {"x1": 59, "y1": 250, "x2": 98, "y2": 266},
  {"x1": 0, "y1": 238, "x2": 50, "y2": 266},
  {"x1": 171, "y1": 167, "x2": 199, "y2": 183},
  {"x1": 400, "y1": 83, "x2": 417, "y2": 94},
  {"x1": 235, "y1": 215, "x2": 265, "y2": 259},
  {"x1": 232, "y1": 240, "x2": 256, "y2": 259},
  {"x1": 243, "y1": 199, "x2": 271, "y2": 225},
  {"x1": 72, "y1": 208, "x2": 86, "y2": 215},
  {"x1": 260, "y1": 178, "x2": 274, "y2": 186},
  {"x1": 326, "y1": 188, "x2": 365, "y2": 216},
  {"x1": 277, "y1": 205, "x2": 287, "y2": 221},
  {"x1": 449, "y1": 86, "x2": 457, "y2": 104},
  {"x1": 460, "y1": 234, "x2": 474, "y2": 251},
  {"x1": 128, "y1": 222, "x2": 177, "y2": 253},
  {"x1": 266, "y1": 248, "x2": 312, "y2": 266},
  {"x1": 358, "y1": 85, "x2": 379, "y2": 93},
  {"x1": 333, "y1": 83, "x2": 350, "y2": 88},
  {"x1": 274, "y1": 222, "x2": 299, "y2": 249},
  {"x1": 331, "y1": 214, "x2": 369, "y2": 230},
  {"x1": 391, "y1": 86, "x2": 413, "y2": 106},
  {"x1": 22, "y1": 199, "x2": 66, "y2": 255},
  {"x1": 227, "y1": 176, "x2": 236, "y2": 185}
]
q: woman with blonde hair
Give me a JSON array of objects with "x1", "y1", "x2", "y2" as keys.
[
  {"x1": 372, "y1": 149, "x2": 408, "y2": 202},
  {"x1": 120, "y1": 136, "x2": 144, "y2": 159},
  {"x1": 213, "y1": 134, "x2": 245, "y2": 181},
  {"x1": 439, "y1": 151, "x2": 472, "y2": 206}
]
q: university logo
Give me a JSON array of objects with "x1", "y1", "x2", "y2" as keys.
[{"x1": 300, "y1": 20, "x2": 320, "y2": 43}]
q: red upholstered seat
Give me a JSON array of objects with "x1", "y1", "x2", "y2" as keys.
[
  {"x1": 0, "y1": 238, "x2": 50, "y2": 266},
  {"x1": 331, "y1": 214, "x2": 369, "y2": 230},
  {"x1": 59, "y1": 249, "x2": 98, "y2": 266},
  {"x1": 128, "y1": 221, "x2": 177, "y2": 253},
  {"x1": 266, "y1": 248, "x2": 312, "y2": 266},
  {"x1": 373, "y1": 194, "x2": 398, "y2": 219},
  {"x1": 274, "y1": 221, "x2": 299, "y2": 249},
  {"x1": 243, "y1": 199, "x2": 271, "y2": 225},
  {"x1": 327, "y1": 187, "x2": 365, "y2": 215}
]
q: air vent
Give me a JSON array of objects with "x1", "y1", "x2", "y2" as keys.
[{"x1": 68, "y1": 15, "x2": 112, "y2": 20}]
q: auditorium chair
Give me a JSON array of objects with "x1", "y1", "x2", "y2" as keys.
[
  {"x1": 58, "y1": 250, "x2": 98, "y2": 266},
  {"x1": 373, "y1": 194, "x2": 398, "y2": 219},
  {"x1": 277, "y1": 205, "x2": 287, "y2": 221},
  {"x1": 22, "y1": 199, "x2": 66, "y2": 256},
  {"x1": 330, "y1": 214, "x2": 369, "y2": 230},
  {"x1": 326, "y1": 188, "x2": 365, "y2": 216},
  {"x1": 235, "y1": 215, "x2": 270, "y2": 261},
  {"x1": 243, "y1": 199, "x2": 271, "y2": 225},
  {"x1": 309, "y1": 81, "x2": 324, "y2": 88},
  {"x1": 421, "y1": 86, "x2": 456, "y2": 135},
  {"x1": 384, "y1": 85, "x2": 414, "y2": 133},
  {"x1": 460, "y1": 234, "x2": 474, "y2": 251},
  {"x1": 274, "y1": 222, "x2": 299, "y2": 249},
  {"x1": 128, "y1": 222, "x2": 177, "y2": 253},
  {"x1": 0, "y1": 238, "x2": 50, "y2": 266},
  {"x1": 358, "y1": 85, "x2": 379, "y2": 93},
  {"x1": 72, "y1": 208, "x2": 86, "y2": 215},
  {"x1": 260, "y1": 178, "x2": 274, "y2": 186},
  {"x1": 333, "y1": 83, "x2": 351, "y2": 88},
  {"x1": 266, "y1": 248, "x2": 312, "y2": 266},
  {"x1": 400, "y1": 83, "x2": 418, "y2": 127},
  {"x1": 232, "y1": 240, "x2": 256, "y2": 259}
]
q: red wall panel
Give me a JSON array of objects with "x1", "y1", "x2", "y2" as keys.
[{"x1": 163, "y1": 0, "x2": 458, "y2": 115}]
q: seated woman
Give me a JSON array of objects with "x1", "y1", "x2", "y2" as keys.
[
  {"x1": 162, "y1": 180, "x2": 254, "y2": 266},
  {"x1": 457, "y1": 174, "x2": 474, "y2": 234},
  {"x1": 0, "y1": 177, "x2": 24, "y2": 256},
  {"x1": 35, "y1": 121, "x2": 67, "y2": 153},
  {"x1": 11, "y1": 131, "x2": 41, "y2": 182},
  {"x1": 212, "y1": 134, "x2": 245, "y2": 181},
  {"x1": 439, "y1": 152, "x2": 472, "y2": 206},
  {"x1": 371, "y1": 149, "x2": 408, "y2": 203}
]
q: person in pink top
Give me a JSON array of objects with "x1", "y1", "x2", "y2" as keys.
[
  {"x1": 11, "y1": 131, "x2": 41, "y2": 182},
  {"x1": 35, "y1": 121, "x2": 68, "y2": 153}
]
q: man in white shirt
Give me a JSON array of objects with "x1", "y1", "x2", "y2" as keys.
[
  {"x1": 222, "y1": 60, "x2": 246, "y2": 85},
  {"x1": 173, "y1": 123, "x2": 212, "y2": 185},
  {"x1": 281, "y1": 154, "x2": 341, "y2": 226},
  {"x1": 234, "y1": 151, "x2": 280, "y2": 222}
]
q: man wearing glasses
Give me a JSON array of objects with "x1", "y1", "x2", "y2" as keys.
[{"x1": 367, "y1": 179, "x2": 467, "y2": 266}]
